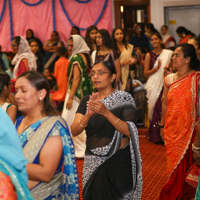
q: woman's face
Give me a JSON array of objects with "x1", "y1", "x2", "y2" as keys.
[
  {"x1": 161, "y1": 27, "x2": 167, "y2": 35},
  {"x1": 89, "y1": 29, "x2": 97, "y2": 41},
  {"x1": 71, "y1": 28, "x2": 79, "y2": 35},
  {"x1": 51, "y1": 32, "x2": 58, "y2": 41},
  {"x1": 67, "y1": 40, "x2": 73, "y2": 56},
  {"x1": 91, "y1": 63, "x2": 115, "y2": 90},
  {"x1": 11, "y1": 40, "x2": 19, "y2": 54},
  {"x1": 96, "y1": 32, "x2": 103, "y2": 47},
  {"x1": 114, "y1": 29, "x2": 124, "y2": 42},
  {"x1": 145, "y1": 26, "x2": 150, "y2": 33},
  {"x1": 187, "y1": 39, "x2": 199, "y2": 56},
  {"x1": 150, "y1": 35, "x2": 162, "y2": 48},
  {"x1": 172, "y1": 47, "x2": 190, "y2": 69},
  {"x1": 15, "y1": 77, "x2": 43, "y2": 113},
  {"x1": 44, "y1": 69, "x2": 51, "y2": 77},
  {"x1": 26, "y1": 30, "x2": 33, "y2": 39},
  {"x1": 29, "y1": 41, "x2": 39, "y2": 55},
  {"x1": 177, "y1": 33, "x2": 183, "y2": 39}
]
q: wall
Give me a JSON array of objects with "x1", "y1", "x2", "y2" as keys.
[
  {"x1": 165, "y1": 6, "x2": 200, "y2": 42},
  {"x1": 150, "y1": 0, "x2": 200, "y2": 31}
]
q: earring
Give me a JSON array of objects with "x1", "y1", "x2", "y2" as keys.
[
  {"x1": 185, "y1": 61, "x2": 188, "y2": 64},
  {"x1": 39, "y1": 97, "x2": 42, "y2": 100}
]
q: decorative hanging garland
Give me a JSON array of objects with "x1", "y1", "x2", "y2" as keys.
[
  {"x1": 8, "y1": 0, "x2": 13, "y2": 42},
  {"x1": 52, "y1": 0, "x2": 56, "y2": 31},
  {"x1": 0, "y1": 0, "x2": 6, "y2": 22},
  {"x1": 21, "y1": 0, "x2": 44, "y2": 6},
  {"x1": 59, "y1": 0, "x2": 108, "y2": 30},
  {"x1": 74, "y1": 0, "x2": 91, "y2": 3},
  {"x1": 1, "y1": 0, "x2": 108, "y2": 43}
]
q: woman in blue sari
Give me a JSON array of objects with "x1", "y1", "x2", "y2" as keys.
[
  {"x1": 0, "y1": 107, "x2": 33, "y2": 199},
  {"x1": 15, "y1": 71, "x2": 79, "y2": 200}
]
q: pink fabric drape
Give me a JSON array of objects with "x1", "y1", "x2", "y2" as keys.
[{"x1": 0, "y1": 0, "x2": 112, "y2": 51}]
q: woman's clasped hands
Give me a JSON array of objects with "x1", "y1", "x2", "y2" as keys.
[{"x1": 87, "y1": 92, "x2": 109, "y2": 117}]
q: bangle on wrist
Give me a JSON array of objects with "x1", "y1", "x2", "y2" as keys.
[
  {"x1": 159, "y1": 124, "x2": 165, "y2": 128},
  {"x1": 69, "y1": 96, "x2": 73, "y2": 100},
  {"x1": 79, "y1": 119, "x2": 87, "y2": 128},
  {"x1": 114, "y1": 118, "x2": 120, "y2": 125},
  {"x1": 192, "y1": 143, "x2": 200, "y2": 150}
]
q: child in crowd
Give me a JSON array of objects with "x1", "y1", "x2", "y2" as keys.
[
  {"x1": 47, "y1": 75, "x2": 59, "y2": 109},
  {"x1": 52, "y1": 46, "x2": 69, "y2": 111},
  {"x1": 43, "y1": 68, "x2": 51, "y2": 77},
  {"x1": 0, "y1": 70, "x2": 17, "y2": 123},
  {"x1": 6, "y1": 61, "x2": 14, "y2": 79}
]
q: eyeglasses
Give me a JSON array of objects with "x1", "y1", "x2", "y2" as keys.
[
  {"x1": 136, "y1": 28, "x2": 141, "y2": 31},
  {"x1": 90, "y1": 70, "x2": 110, "y2": 77}
]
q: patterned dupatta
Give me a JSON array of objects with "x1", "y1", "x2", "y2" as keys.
[
  {"x1": 68, "y1": 54, "x2": 95, "y2": 101},
  {"x1": 82, "y1": 91, "x2": 143, "y2": 199},
  {"x1": 18, "y1": 116, "x2": 80, "y2": 200},
  {"x1": 164, "y1": 72, "x2": 200, "y2": 177}
]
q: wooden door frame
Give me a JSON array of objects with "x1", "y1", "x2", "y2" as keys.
[{"x1": 114, "y1": 0, "x2": 150, "y2": 27}]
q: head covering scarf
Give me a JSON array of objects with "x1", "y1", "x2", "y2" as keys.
[
  {"x1": 69, "y1": 34, "x2": 90, "y2": 61},
  {"x1": 0, "y1": 108, "x2": 28, "y2": 183},
  {"x1": 12, "y1": 36, "x2": 37, "y2": 79}
]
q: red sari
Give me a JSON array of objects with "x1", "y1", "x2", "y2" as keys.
[
  {"x1": 160, "y1": 72, "x2": 200, "y2": 200},
  {"x1": 0, "y1": 172, "x2": 17, "y2": 200}
]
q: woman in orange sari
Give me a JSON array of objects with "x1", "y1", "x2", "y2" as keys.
[
  {"x1": 159, "y1": 43, "x2": 200, "y2": 199},
  {"x1": 176, "y1": 26, "x2": 195, "y2": 45}
]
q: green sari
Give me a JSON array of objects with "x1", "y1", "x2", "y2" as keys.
[{"x1": 68, "y1": 54, "x2": 95, "y2": 100}]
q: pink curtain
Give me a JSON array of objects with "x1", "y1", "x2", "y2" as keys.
[{"x1": 0, "y1": 0, "x2": 113, "y2": 51}]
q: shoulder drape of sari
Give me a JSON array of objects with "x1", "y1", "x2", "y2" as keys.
[
  {"x1": 164, "y1": 72, "x2": 200, "y2": 177},
  {"x1": 18, "y1": 116, "x2": 80, "y2": 200},
  {"x1": 67, "y1": 54, "x2": 95, "y2": 100},
  {"x1": 120, "y1": 44, "x2": 134, "y2": 90},
  {"x1": 82, "y1": 91, "x2": 143, "y2": 199},
  {"x1": 179, "y1": 35, "x2": 192, "y2": 44},
  {"x1": 44, "y1": 41, "x2": 62, "y2": 71},
  {"x1": 145, "y1": 49, "x2": 173, "y2": 120}
]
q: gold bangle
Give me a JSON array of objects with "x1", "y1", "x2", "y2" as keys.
[
  {"x1": 192, "y1": 149, "x2": 200, "y2": 153},
  {"x1": 79, "y1": 119, "x2": 87, "y2": 128},
  {"x1": 192, "y1": 143, "x2": 200, "y2": 150},
  {"x1": 114, "y1": 118, "x2": 120, "y2": 125}
]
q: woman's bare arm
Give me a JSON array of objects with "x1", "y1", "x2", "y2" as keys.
[
  {"x1": 160, "y1": 83, "x2": 169, "y2": 141},
  {"x1": 26, "y1": 136, "x2": 63, "y2": 183},
  {"x1": 7, "y1": 105, "x2": 17, "y2": 123},
  {"x1": 114, "y1": 58, "x2": 121, "y2": 85},
  {"x1": 144, "y1": 53, "x2": 160, "y2": 78}
]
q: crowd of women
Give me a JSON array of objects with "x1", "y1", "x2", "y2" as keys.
[{"x1": 0, "y1": 22, "x2": 200, "y2": 200}]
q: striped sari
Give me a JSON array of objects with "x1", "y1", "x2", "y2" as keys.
[{"x1": 160, "y1": 71, "x2": 200, "y2": 200}]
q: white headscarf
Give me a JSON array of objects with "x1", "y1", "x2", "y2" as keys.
[
  {"x1": 69, "y1": 34, "x2": 90, "y2": 61},
  {"x1": 12, "y1": 36, "x2": 37, "y2": 79}
]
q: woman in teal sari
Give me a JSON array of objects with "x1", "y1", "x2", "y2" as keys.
[
  {"x1": 15, "y1": 71, "x2": 79, "y2": 200},
  {"x1": 0, "y1": 107, "x2": 33, "y2": 199}
]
